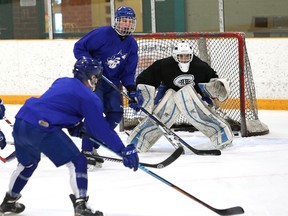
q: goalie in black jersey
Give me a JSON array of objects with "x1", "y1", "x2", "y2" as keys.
[{"x1": 127, "y1": 41, "x2": 233, "y2": 152}]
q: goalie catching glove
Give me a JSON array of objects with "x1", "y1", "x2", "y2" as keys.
[{"x1": 198, "y1": 78, "x2": 230, "y2": 102}]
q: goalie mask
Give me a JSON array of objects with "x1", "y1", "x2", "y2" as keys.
[
  {"x1": 114, "y1": 6, "x2": 136, "y2": 36},
  {"x1": 73, "y1": 57, "x2": 103, "y2": 91},
  {"x1": 172, "y1": 42, "x2": 193, "y2": 72}
]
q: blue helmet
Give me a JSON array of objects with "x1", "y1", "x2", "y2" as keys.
[
  {"x1": 115, "y1": 6, "x2": 136, "y2": 19},
  {"x1": 73, "y1": 57, "x2": 103, "y2": 90},
  {"x1": 114, "y1": 6, "x2": 136, "y2": 36}
]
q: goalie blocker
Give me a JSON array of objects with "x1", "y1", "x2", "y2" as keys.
[{"x1": 127, "y1": 81, "x2": 233, "y2": 152}]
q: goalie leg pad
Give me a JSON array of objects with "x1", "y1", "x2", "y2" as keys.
[
  {"x1": 127, "y1": 89, "x2": 180, "y2": 152},
  {"x1": 174, "y1": 85, "x2": 233, "y2": 148},
  {"x1": 126, "y1": 118, "x2": 162, "y2": 152},
  {"x1": 137, "y1": 84, "x2": 156, "y2": 113}
]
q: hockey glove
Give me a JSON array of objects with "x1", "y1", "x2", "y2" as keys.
[
  {"x1": 0, "y1": 131, "x2": 6, "y2": 150},
  {"x1": 127, "y1": 89, "x2": 143, "y2": 112},
  {"x1": 68, "y1": 121, "x2": 85, "y2": 138},
  {"x1": 198, "y1": 79, "x2": 230, "y2": 102},
  {"x1": 121, "y1": 144, "x2": 139, "y2": 171},
  {"x1": 0, "y1": 99, "x2": 5, "y2": 119},
  {"x1": 154, "y1": 84, "x2": 168, "y2": 105}
]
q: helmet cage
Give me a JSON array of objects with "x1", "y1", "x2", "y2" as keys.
[
  {"x1": 114, "y1": 7, "x2": 136, "y2": 36},
  {"x1": 174, "y1": 54, "x2": 193, "y2": 64},
  {"x1": 114, "y1": 16, "x2": 136, "y2": 36},
  {"x1": 172, "y1": 42, "x2": 193, "y2": 72}
]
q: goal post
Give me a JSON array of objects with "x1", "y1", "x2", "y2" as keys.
[{"x1": 120, "y1": 32, "x2": 269, "y2": 137}]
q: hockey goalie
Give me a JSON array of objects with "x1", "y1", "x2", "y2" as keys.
[{"x1": 127, "y1": 41, "x2": 233, "y2": 152}]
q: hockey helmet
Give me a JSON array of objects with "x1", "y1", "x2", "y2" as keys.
[
  {"x1": 172, "y1": 42, "x2": 193, "y2": 72},
  {"x1": 73, "y1": 56, "x2": 103, "y2": 91},
  {"x1": 114, "y1": 6, "x2": 136, "y2": 36}
]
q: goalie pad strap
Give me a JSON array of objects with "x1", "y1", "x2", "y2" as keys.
[{"x1": 127, "y1": 89, "x2": 180, "y2": 152}]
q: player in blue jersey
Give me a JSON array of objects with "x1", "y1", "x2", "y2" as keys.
[
  {"x1": 73, "y1": 6, "x2": 141, "y2": 169},
  {"x1": 0, "y1": 57, "x2": 139, "y2": 216},
  {"x1": 0, "y1": 99, "x2": 7, "y2": 150}
]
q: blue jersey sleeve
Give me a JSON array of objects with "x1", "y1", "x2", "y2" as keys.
[
  {"x1": 77, "y1": 89, "x2": 126, "y2": 153},
  {"x1": 16, "y1": 77, "x2": 126, "y2": 153},
  {"x1": 74, "y1": 26, "x2": 138, "y2": 88},
  {"x1": 73, "y1": 28, "x2": 106, "y2": 60}
]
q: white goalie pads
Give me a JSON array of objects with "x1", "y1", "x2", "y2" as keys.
[
  {"x1": 137, "y1": 84, "x2": 156, "y2": 113},
  {"x1": 174, "y1": 84, "x2": 233, "y2": 149},
  {"x1": 127, "y1": 89, "x2": 180, "y2": 152},
  {"x1": 198, "y1": 78, "x2": 230, "y2": 102}
]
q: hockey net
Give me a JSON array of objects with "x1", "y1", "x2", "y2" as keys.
[{"x1": 120, "y1": 32, "x2": 269, "y2": 137}]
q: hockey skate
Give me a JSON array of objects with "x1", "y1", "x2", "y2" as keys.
[
  {"x1": 69, "y1": 194, "x2": 103, "y2": 216},
  {"x1": 83, "y1": 148, "x2": 104, "y2": 170},
  {"x1": 0, "y1": 192, "x2": 25, "y2": 215}
]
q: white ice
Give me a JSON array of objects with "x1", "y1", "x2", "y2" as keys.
[{"x1": 1, "y1": 105, "x2": 288, "y2": 216}]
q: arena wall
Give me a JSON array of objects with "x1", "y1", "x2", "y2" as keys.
[{"x1": 0, "y1": 38, "x2": 287, "y2": 110}]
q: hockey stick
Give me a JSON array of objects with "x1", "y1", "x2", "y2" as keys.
[
  {"x1": 1, "y1": 141, "x2": 183, "y2": 169},
  {"x1": 102, "y1": 75, "x2": 221, "y2": 156},
  {"x1": 3, "y1": 116, "x2": 13, "y2": 127},
  {"x1": 0, "y1": 117, "x2": 16, "y2": 163},
  {"x1": 85, "y1": 132, "x2": 244, "y2": 215},
  {"x1": 94, "y1": 146, "x2": 182, "y2": 169},
  {"x1": 0, "y1": 151, "x2": 16, "y2": 163}
]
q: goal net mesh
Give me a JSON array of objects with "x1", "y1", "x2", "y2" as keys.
[{"x1": 120, "y1": 32, "x2": 269, "y2": 137}]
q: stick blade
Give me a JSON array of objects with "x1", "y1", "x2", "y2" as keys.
[
  {"x1": 196, "y1": 149, "x2": 221, "y2": 156},
  {"x1": 154, "y1": 146, "x2": 184, "y2": 168},
  {"x1": 0, "y1": 156, "x2": 6, "y2": 163},
  {"x1": 215, "y1": 206, "x2": 244, "y2": 215}
]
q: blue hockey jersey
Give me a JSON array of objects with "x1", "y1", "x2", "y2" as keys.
[
  {"x1": 16, "y1": 77, "x2": 125, "y2": 153},
  {"x1": 74, "y1": 26, "x2": 138, "y2": 88}
]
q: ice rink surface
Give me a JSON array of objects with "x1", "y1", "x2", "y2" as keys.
[{"x1": 1, "y1": 105, "x2": 288, "y2": 216}]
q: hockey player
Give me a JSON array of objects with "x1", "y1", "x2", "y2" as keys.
[
  {"x1": 0, "y1": 99, "x2": 7, "y2": 150},
  {"x1": 73, "y1": 6, "x2": 140, "y2": 168},
  {"x1": 127, "y1": 41, "x2": 233, "y2": 152},
  {"x1": 0, "y1": 57, "x2": 139, "y2": 216}
]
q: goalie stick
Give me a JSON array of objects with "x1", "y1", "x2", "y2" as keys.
[
  {"x1": 84, "y1": 132, "x2": 244, "y2": 216},
  {"x1": 102, "y1": 75, "x2": 221, "y2": 156}
]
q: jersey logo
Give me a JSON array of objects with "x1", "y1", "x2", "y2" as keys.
[
  {"x1": 173, "y1": 74, "x2": 195, "y2": 88},
  {"x1": 106, "y1": 50, "x2": 128, "y2": 69}
]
